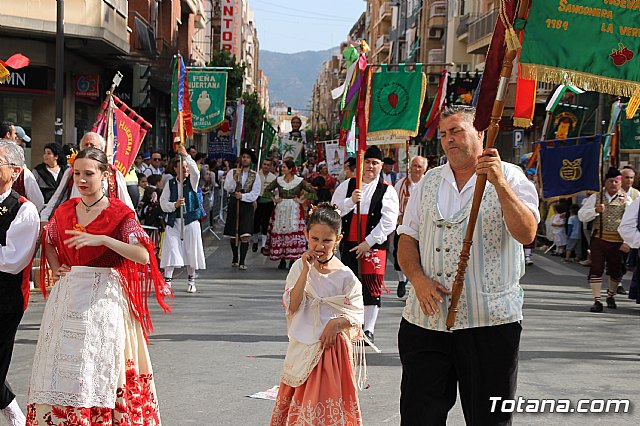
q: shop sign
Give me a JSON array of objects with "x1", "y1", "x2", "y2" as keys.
[{"x1": 75, "y1": 74, "x2": 99, "y2": 97}]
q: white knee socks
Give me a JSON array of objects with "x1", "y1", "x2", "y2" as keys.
[
  {"x1": 164, "y1": 266, "x2": 174, "y2": 280},
  {"x1": 363, "y1": 305, "x2": 379, "y2": 333},
  {"x1": 397, "y1": 271, "x2": 406, "y2": 282}
]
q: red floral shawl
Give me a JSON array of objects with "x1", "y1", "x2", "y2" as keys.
[{"x1": 40, "y1": 197, "x2": 171, "y2": 337}]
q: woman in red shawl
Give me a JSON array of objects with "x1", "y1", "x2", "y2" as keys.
[{"x1": 26, "y1": 148, "x2": 170, "y2": 425}]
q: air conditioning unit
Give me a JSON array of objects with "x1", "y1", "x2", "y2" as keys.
[{"x1": 428, "y1": 28, "x2": 443, "y2": 39}]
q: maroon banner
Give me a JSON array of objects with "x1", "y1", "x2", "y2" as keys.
[{"x1": 112, "y1": 99, "x2": 150, "y2": 176}]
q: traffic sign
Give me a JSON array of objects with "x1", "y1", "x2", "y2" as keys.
[{"x1": 513, "y1": 129, "x2": 524, "y2": 148}]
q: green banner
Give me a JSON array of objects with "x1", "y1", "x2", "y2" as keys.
[
  {"x1": 368, "y1": 68, "x2": 426, "y2": 138},
  {"x1": 520, "y1": 0, "x2": 640, "y2": 98},
  {"x1": 620, "y1": 103, "x2": 640, "y2": 151},
  {"x1": 261, "y1": 120, "x2": 278, "y2": 154},
  {"x1": 188, "y1": 70, "x2": 227, "y2": 132},
  {"x1": 546, "y1": 105, "x2": 587, "y2": 140}
]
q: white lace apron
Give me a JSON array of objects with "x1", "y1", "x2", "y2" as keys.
[
  {"x1": 29, "y1": 266, "x2": 129, "y2": 408},
  {"x1": 273, "y1": 176, "x2": 304, "y2": 234}
]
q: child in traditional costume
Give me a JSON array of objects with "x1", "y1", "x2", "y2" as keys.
[
  {"x1": 27, "y1": 148, "x2": 170, "y2": 425},
  {"x1": 160, "y1": 145, "x2": 206, "y2": 293},
  {"x1": 270, "y1": 203, "x2": 365, "y2": 426}
]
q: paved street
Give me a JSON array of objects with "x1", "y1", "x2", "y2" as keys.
[{"x1": 8, "y1": 230, "x2": 639, "y2": 425}]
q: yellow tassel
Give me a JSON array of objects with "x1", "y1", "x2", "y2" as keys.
[
  {"x1": 513, "y1": 117, "x2": 533, "y2": 128},
  {"x1": 626, "y1": 88, "x2": 640, "y2": 119},
  {"x1": 360, "y1": 40, "x2": 370, "y2": 54},
  {"x1": 508, "y1": 28, "x2": 521, "y2": 51}
]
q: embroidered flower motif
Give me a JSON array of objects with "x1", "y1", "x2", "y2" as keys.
[
  {"x1": 362, "y1": 250, "x2": 382, "y2": 270},
  {"x1": 73, "y1": 223, "x2": 87, "y2": 233}
]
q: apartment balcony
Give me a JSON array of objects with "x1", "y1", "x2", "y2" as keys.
[
  {"x1": 376, "y1": 35, "x2": 390, "y2": 52},
  {"x1": 0, "y1": 0, "x2": 129, "y2": 54},
  {"x1": 536, "y1": 81, "x2": 555, "y2": 103},
  {"x1": 467, "y1": 8, "x2": 498, "y2": 54},
  {"x1": 456, "y1": 13, "x2": 474, "y2": 40},
  {"x1": 377, "y1": 2, "x2": 393, "y2": 25},
  {"x1": 429, "y1": 1, "x2": 446, "y2": 19},
  {"x1": 428, "y1": 48, "x2": 445, "y2": 64},
  {"x1": 182, "y1": 0, "x2": 205, "y2": 15}
]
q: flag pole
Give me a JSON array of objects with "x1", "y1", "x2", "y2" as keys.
[
  {"x1": 446, "y1": 0, "x2": 530, "y2": 330},
  {"x1": 176, "y1": 55, "x2": 185, "y2": 241},
  {"x1": 90, "y1": 71, "x2": 123, "y2": 133},
  {"x1": 355, "y1": 61, "x2": 370, "y2": 277},
  {"x1": 257, "y1": 119, "x2": 265, "y2": 167}
]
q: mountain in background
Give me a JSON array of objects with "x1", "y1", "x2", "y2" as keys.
[{"x1": 261, "y1": 47, "x2": 339, "y2": 113}]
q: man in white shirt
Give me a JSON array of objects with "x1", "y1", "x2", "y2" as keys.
[
  {"x1": 617, "y1": 193, "x2": 640, "y2": 305},
  {"x1": 223, "y1": 148, "x2": 261, "y2": 270},
  {"x1": 0, "y1": 140, "x2": 40, "y2": 426},
  {"x1": 252, "y1": 158, "x2": 276, "y2": 253},
  {"x1": 578, "y1": 167, "x2": 632, "y2": 312},
  {"x1": 144, "y1": 151, "x2": 164, "y2": 177},
  {"x1": 40, "y1": 132, "x2": 134, "y2": 222},
  {"x1": 393, "y1": 156, "x2": 427, "y2": 298},
  {"x1": 397, "y1": 106, "x2": 538, "y2": 425},
  {"x1": 332, "y1": 145, "x2": 399, "y2": 344},
  {"x1": 621, "y1": 167, "x2": 640, "y2": 201}
]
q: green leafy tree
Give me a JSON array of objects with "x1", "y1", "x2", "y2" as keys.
[
  {"x1": 242, "y1": 91, "x2": 266, "y2": 151},
  {"x1": 207, "y1": 50, "x2": 246, "y2": 100}
]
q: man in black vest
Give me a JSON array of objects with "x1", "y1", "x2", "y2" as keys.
[
  {"x1": 332, "y1": 145, "x2": 399, "y2": 343},
  {"x1": 223, "y1": 148, "x2": 261, "y2": 270},
  {"x1": 0, "y1": 139, "x2": 39, "y2": 425}
]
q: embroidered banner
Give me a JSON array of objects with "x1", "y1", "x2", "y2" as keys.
[
  {"x1": 111, "y1": 96, "x2": 151, "y2": 176},
  {"x1": 368, "y1": 66, "x2": 426, "y2": 138},
  {"x1": 539, "y1": 138, "x2": 602, "y2": 200},
  {"x1": 619, "y1": 103, "x2": 640, "y2": 152},
  {"x1": 545, "y1": 104, "x2": 588, "y2": 140},
  {"x1": 324, "y1": 141, "x2": 344, "y2": 176},
  {"x1": 188, "y1": 70, "x2": 227, "y2": 132},
  {"x1": 520, "y1": 0, "x2": 640, "y2": 103}
]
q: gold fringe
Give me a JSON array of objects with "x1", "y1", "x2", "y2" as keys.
[
  {"x1": 513, "y1": 117, "x2": 532, "y2": 128},
  {"x1": 626, "y1": 88, "x2": 640, "y2": 119},
  {"x1": 520, "y1": 63, "x2": 640, "y2": 99}
]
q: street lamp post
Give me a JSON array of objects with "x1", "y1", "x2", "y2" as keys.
[{"x1": 55, "y1": 0, "x2": 64, "y2": 144}]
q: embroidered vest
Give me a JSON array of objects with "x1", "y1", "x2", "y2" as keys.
[
  {"x1": 591, "y1": 191, "x2": 626, "y2": 243},
  {"x1": 166, "y1": 177, "x2": 204, "y2": 227},
  {"x1": 342, "y1": 177, "x2": 389, "y2": 250},
  {"x1": 402, "y1": 165, "x2": 525, "y2": 331},
  {"x1": 0, "y1": 191, "x2": 27, "y2": 313},
  {"x1": 232, "y1": 169, "x2": 257, "y2": 194}
]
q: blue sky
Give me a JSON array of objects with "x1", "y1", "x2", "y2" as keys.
[{"x1": 251, "y1": 0, "x2": 366, "y2": 53}]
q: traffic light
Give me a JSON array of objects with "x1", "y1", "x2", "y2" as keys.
[
  {"x1": 132, "y1": 64, "x2": 151, "y2": 108},
  {"x1": 287, "y1": 107, "x2": 291, "y2": 115}
]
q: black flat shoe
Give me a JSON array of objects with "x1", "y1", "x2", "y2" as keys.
[
  {"x1": 278, "y1": 260, "x2": 287, "y2": 270},
  {"x1": 397, "y1": 281, "x2": 407, "y2": 298},
  {"x1": 364, "y1": 330, "x2": 374, "y2": 345}
]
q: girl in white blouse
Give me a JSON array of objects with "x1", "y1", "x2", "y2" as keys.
[{"x1": 270, "y1": 203, "x2": 365, "y2": 426}]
